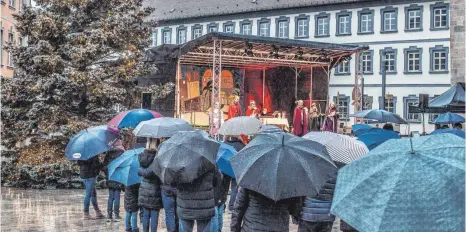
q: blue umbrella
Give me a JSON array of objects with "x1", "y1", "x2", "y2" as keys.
[
  {"x1": 433, "y1": 112, "x2": 465, "y2": 124},
  {"x1": 260, "y1": 124, "x2": 283, "y2": 134},
  {"x1": 65, "y1": 125, "x2": 119, "y2": 160},
  {"x1": 108, "y1": 148, "x2": 144, "y2": 186},
  {"x1": 357, "y1": 128, "x2": 400, "y2": 150},
  {"x1": 216, "y1": 143, "x2": 237, "y2": 178},
  {"x1": 352, "y1": 124, "x2": 373, "y2": 136},
  {"x1": 430, "y1": 128, "x2": 465, "y2": 138},
  {"x1": 351, "y1": 109, "x2": 408, "y2": 124},
  {"x1": 331, "y1": 134, "x2": 465, "y2": 232}
]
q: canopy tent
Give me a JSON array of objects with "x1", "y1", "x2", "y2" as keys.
[
  {"x1": 147, "y1": 32, "x2": 368, "y2": 136},
  {"x1": 429, "y1": 82, "x2": 465, "y2": 107}
]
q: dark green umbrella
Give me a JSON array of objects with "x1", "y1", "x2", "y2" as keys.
[{"x1": 331, "y1": 134, "x2": 465, "y2": 232}]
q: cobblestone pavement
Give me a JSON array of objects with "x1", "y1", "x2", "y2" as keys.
[{"x1": 1, "y1": 187, "x2": 340, "y2": 232}]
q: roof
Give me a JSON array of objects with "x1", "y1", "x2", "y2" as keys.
[
  {"x1": 144, "y1": 0, "x2": 369, "y2": 22},
  {"x1": 146, "y1": 32, "x2": 368, "y2": 69}
]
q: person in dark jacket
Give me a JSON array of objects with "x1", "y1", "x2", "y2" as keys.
[
  {"x1": 177, "y1": 167, "x2": 222, "y2": 232},
  {"x1": 125, "y1": 183, "x2": 140, "y2": 232},
  {"x1": 224, "y1": 136, "x2": 245, "y2": 210},
  {"x1": 78, "y1": 156, "x2": 105, "y2": 220},
  {"x1": 211, "y1": 170, "x2": 231, "y2": 232},
  {"x1": 103, "y1": 140, "x2": 125, "y2": 221},
  {"x1": 231, "y1": 188, "x2": 302, "y2": 232},
  {"x1": 138, "y1": 138, "x2": 163, "y2": 232}
]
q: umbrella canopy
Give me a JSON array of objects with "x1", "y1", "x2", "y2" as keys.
[
  {"x1": 430, "y1": 128, "x2": 465, "y2": 138},
  {"x1": 108, "y1": 148, "x2": 144, "y2": 186},
  {"x1": 351, "y1": 109, "x2": 408, "y2": 124},
  {"x1": 108, "y1": 109, "x2": 163, "y2": 129},
  {"x1": 429, "y1": 82, "x2": 465, "y2": 107},
  {"x1": 303, "y1": 131, "x2": 369, "y2": 164},
  {"x1": 260, "y1": 124, "x2": 284, "y2": 134},
  {"x1": 331, "y1": 134, "x2": 465, "y2": 232},
  {"x1": 230, "y1": 133, "x2": 337, "y2": 201},
  {"x1": 150, "y1": 131, "x2": 221, "y2": 185},
  {"x1": 133, "y1": 117, "x2": 194, "y2": 138},
  {"x1": 219, "y1": 116, "x2": 262, "y2": 135},
  {"x1": 216, "y1": 143, "x2": 237, "y2": 178},
  {"x1": 65, "y1": 125, "x2": 119, "y2": 161},
  {"x1": 352, "y1": 124, "x2": 373, "y2": 136},
  {"x1": 357, "y1": 128, "x2": 400, "y2": 150},
  {"x1": 432, "y1": 112, "x2": 465, "y2": 124}
]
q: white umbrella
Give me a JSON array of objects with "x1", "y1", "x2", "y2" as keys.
[
  {"x1": 303, "y1": 131, "x2": 369, "y2": 164},
  {"x1": 133, "y1": 117, "x2": 194, "y2": 138},
  {"x1": 219, "y1": 116, "x2": 262, "y2": 136}
]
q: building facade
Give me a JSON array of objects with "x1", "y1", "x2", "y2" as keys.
[
  {"x1": 1, "y1": 0, "x2": 30, "y2": 78},
  {"x1": 147, "y1": 0, "x2": 455, "y2": 134}
]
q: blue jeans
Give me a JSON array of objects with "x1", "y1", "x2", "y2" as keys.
[
  {"x1": 210, "y1": 204, "x2": 225, "y2": 232},
  {"x1": 162, "y1": 191, "x2": 177, "y2": 232},
  {"x1": 125, "y1": 211, "x2": 139, "y2": 231},
  {"x1": 142, "y1": 208, "x2": 159, "y2": 232},
  {"x1": 107, "y1": 189, "x2": 121, "y2": 216},
  {"x1": 179, "y1": 218, "x2": 211, "y2": 232},
  {"x1": 229, "y1": 179, "x2": 238, "y2": 210},
  {"x1": 82, "y1": 178, "x2": 99, "y2": 212}
]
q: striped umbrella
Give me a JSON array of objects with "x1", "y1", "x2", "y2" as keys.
[{"x1": 303, "y1": 131, "x2": 369, "y2": 164}]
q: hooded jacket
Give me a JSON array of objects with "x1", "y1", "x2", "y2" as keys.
[{"x1": 137, "y1": 149, "x2": 163, "y2": 210}]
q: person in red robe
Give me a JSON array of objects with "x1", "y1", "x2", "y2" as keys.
[
  {"x1": 293, "y1": 100, "x2": 308, "y2": 137},
  {"x1": 228, "y1": 96, "x2": 242, "y2": 120},
  {"x1": 246, "y1": 100, "x2": 260, "y2": 118}
]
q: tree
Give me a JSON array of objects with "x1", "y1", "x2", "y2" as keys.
[{"x1": 1, "y1": 0, "x2": 173, "y2": 167}]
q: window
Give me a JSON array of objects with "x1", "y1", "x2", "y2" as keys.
[
  {"x1": 162, "y1": 29, "x2": 171, "y2": 44},
  {"x1": 177, "y1": 28, "x2": 186, "y2": 44},
  {"x1": 362, "y1": 95, "x2": 373, "y2": 110},
  {"x1": 404, "y1": 46, "x2": 423, "y2": 73},
  {"x1": 7, "y1": 29, "x2": 14, "y2": 67},
  {"x1": 379, "y1": 95, "x2": 397, "y2": 113},
  {"x1": 334, "y1": 95, "x2": 350, "y2": 120},
  {"x1": 315, "y1": 13, "x2": 330, "y2": 37},
  {"x1": 381, "y1": 7, "x2": 398, "y2": 33},
  {"x1": 18, "y1": 37, "x2": 23, "y2": 47},
  {"x1": 295, "y1": 14, "x2": 310, "y2": 38},
  {"x1": 151, "y1": 29, "x2": 157, "y2": 47},
  {"x1": 207, "y1": 23, "x2": 218, "y2": 33},
  {"x1": 275, "y1": 16, "x2": 290, "y2": 38},
  {"x1": 257, "y1": 18, "x2": 270, "y2": 37},
  {"x1": 405, "y1": 4, "x2": 423, "y2": 31},
  {"x1": 429, "y1": 113, "x2": 441, "y2": 123},
  {"x1": 240, "y1": 20, "x2": 252, "y2": 35},
  {"x1": 430, "y1": 2, "x2": 449, "y2": 30},
  {"x1": 223, "y1": 21, "x2": 235, "y2": 33},
  {"x1": 404, "y1": 96, "x2": 421, "y2": 123},
  {"x1": 9, "y1": 0, "x2": 15, "y2": 8},
  {"x1": 358, "y1": 9, "x2": 374, "y2": 34},
  {"x1": 429, "y1": 45, "x2": 449, "y2": 73},
  {"x1": 192, "y1": 25, "x2": 203, "y2": 39},
  {"x1": 379, "y1": 47, "x2": 397, "y2": 74},
  {"x1": 209, "y1": 27, "x2": 217, "y2": 32},
  {"x1": 359, "y1": 51, "x2": 373, "y2": 74},
  {"x1": 1, "y1": 28, "x2": 3, "y2": 66},
  {"x1": 336, "y1": 11, "x2": 352, "y2": 36},
  {"x1": 335, "y1": 61, "x2": 350, "y2": 75}
]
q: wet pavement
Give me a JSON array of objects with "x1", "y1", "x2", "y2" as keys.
[{"x1": 1, "y1": 187, "x2": 340, "y2": 232}]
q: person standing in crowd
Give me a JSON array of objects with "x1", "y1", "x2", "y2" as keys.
[
  {"x1": 138, "y1": 138, "x2": 163, "y2": 232},
  {"x1": 322, "y1": 102, "x2": 339, "y2": 133},
  {"x1": 382, "y1": 123, "x2": 394, "y2": 131},
  {"x1": 78, "y1": 155, "x2": 105, "y2": 220},
  {"x1": 176, "y1": 167, "x2": 222, "y2": 232},
  {"x1": 125, "y1": 183, "x2": 141, "y2": 232},
  {"x1": 293, "y1": 100, "x2": 308, "y2": 137},
  {"x1": 211, "y1": 167, "x2": 231, "y2": 232},
  {"x1": 454, "y1": 123, "x2": 463, "y2": 129},
  {"x1": 103, "y1": 140, "x2": 125, "y2": 221},
  {"x1": 224, "y1": 136, "x2": 246, "y2": 211},
  {"x1": 231, "y1": 187, "x2": 302, "y2": 232}
]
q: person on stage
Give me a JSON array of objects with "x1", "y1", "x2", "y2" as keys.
[
  {"x1": 322, "y1": 101, "x2": 339, "y2": 133},
  {"x1": 292, "y1": 100, "x2": 308, "y2": 137},
  {"x1": 227, "y1": 95, "x2": 242, "y2": 120},
  {"x1": 209, "y1": 101, "x2": 224, "y2": 137},
  {"x1": 309, "y1": 102, "x2": 320, "y2": 131},
  {"x1": 246, "y1": 100, "x2": 260, "y2": 118}
]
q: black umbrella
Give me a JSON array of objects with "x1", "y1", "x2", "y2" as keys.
[
  {"x1": 150, "y1": 131, "x2": 220, "y2": 185},
  {"x1": 230, "y1": 133, "x2": 337, "y2": 201}
]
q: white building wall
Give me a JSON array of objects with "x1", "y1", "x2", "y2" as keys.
[{"x1": 153, "y1": 0, "x2": 451, "y2": 135}]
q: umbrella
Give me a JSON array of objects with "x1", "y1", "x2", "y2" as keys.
[
  {"x1": 357, "y1": 128, "x2": 400, "y2": 150},
  {"x1": 351, "y1": 109, "x2": 408, "y2": 124},
  {"x1": 430, "y1": 128, "x2": 465, "y2": 138},
  {"x1": 108, "y1": 109, "x2": 163, "y2": 129},
  {"x1": 133, "y1": 117, "x2": 194, "y2": 138},
  {"x1": 108, "y1": 148, "x2": 144, "y2": 186},
  {"x1": 230, "y1": 133, "x2": 337, "y2": 201},
  {"x1": 150, "y1": 131, "x2": 221, "y2": 185},
  {"x1": 352, "y1": 124, "x2": 373, "y2": 136},
  {"x1": 331, "y1": 134, "x2": 465, "y2": 232},
  {"x1": 219, "y1": 116, "x2": 262, "y2": 135},
  {"x1": 429, "y1": 82, "x2": 465, "y2": 107},
  {"x1": 432, "y1": 112, "x2": 465, "y2": 124},
  {"x1": 303, "y1": 131, "x2": 369, "y2": 164},
  {"x1": 65, "y1": 125, "x2": 119, "y2": 161},
  {"x1": 260, "y1": 124, "x2": 283, "y2": 134},
  {"x1": 216, "y1": 143, "x2": 237, "y2": 178}
]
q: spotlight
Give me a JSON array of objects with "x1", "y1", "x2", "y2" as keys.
[
  {"x1": 295, "y1": 49, "x2": 303, "y2": 60},
  {"x1": 244, "y1": 42, "x2": 253, "y2": 56},
  {"x1": 270, "y1": 45, "x2": 279, "y2": 58}
]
